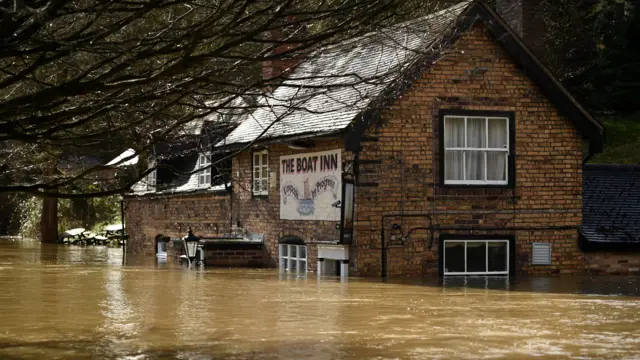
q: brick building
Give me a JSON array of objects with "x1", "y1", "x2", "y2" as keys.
[{"x1": 120, "y1": 1, "x2": 637, "y2": 277}]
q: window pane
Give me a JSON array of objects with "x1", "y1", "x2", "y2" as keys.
[
  {"x1": 300, "y1": 260, "x2": 307, "y2": 272},
  {"x1": 290, "y1": 259, "x2": 297, "y2": 271},
  {"x1": 261, "y1": 179, "x2": 268, "y2": 192},
  {"x1": 467, "y1": 118, "x2": 486, "y2": 148},
  {"x1": 488, "y1": 118, "x2": 508, "y2": 149},
  {"x1": 290, "y1": 246, "x2": 297, "y2": 258},
  {"x1": 444, "y1": 242, "x2": 465, "y2": 273},
  {"x1": 445, "y1": 151, "x2": 464, "y2": 181},
  {"x1": 205, "y1": 175, "x2": 211, "y2": 184},
  {"x1": 262, "y1": 153, "x2": 268, "y2": 165},
  {"x1": 281, "y1": 245, "x2": 288, "y2": 256},
  {"x1": 299, "y1": 246, "x2": 306, "y2": 259},
  {"x1": 466, "y1": 242, "x2": 487, "y2": 273},
  {"x1": 487, "y1": 152, "x2": 507, "y2": 182},
  {"x1": 465, "y1": 151, "x2": 485, "y2": 181},
  {"x1": 262, "y1": 167, "x2": 268, "y2": 178},
  {"x1": 254, "y1": 154, "x2": 260, "y2": 166},
  {"x1": 253, "y1": 180, "x2": 260, "y2": 192},
  {"x1": 488, "y1": 242, "x2": 508, "y2": 272},
  {"x1": 444, "y1": 117, "x2": 465, "y2": 148},
  {"x1": 254, "y1": 168, "x2": 260, "y2": 178}
]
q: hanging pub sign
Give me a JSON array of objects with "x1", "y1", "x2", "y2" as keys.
[{"x1": 280, "y1": 149, "x2": 342, "y2": 221}]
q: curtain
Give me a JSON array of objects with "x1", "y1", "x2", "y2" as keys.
[
  {"x1": 466, "y1": 118, "x2": 486, "y2": 181},
  {"x1": 444, "y1": 118, "x2": 464, "y2": 181},
  {"x1": 487, "y1": 118, "x2": 507, "y2": 181}
]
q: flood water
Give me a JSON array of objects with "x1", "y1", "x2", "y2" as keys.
[{"x1": 0, "y1": 239, "x2": 639, "y2": 359}]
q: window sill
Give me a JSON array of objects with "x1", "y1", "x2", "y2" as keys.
[{"x1": 440, "y1": 183, "x2": 514, "y2": 189}]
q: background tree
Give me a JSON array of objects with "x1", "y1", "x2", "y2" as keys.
[
  {"x1": 1, "y1": 0, "x2": 455, "y2": 240},
  {"x1": 543, "y1": 0, "x2": 639, "y2": 115}
]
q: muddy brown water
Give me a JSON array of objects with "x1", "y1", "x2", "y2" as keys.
[{"x1": 0, "y1": 238, "x2": 639, "y2": 359}]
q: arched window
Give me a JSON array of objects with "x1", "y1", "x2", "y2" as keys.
[{"x1": 279, "y1": 236, "x2": 307, "y2": 273}]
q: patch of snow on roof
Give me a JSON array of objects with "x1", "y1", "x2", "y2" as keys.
[
  {"x1": 217, "y1": 1, "x2": 470, "y2": 147},
  {"x1": 106, "y1": 149, "x2": 139, "y2": 167}
]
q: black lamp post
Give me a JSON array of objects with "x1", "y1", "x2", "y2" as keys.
[{"x1": 182, "y1": 227, "x2": 200, "y2": 266}]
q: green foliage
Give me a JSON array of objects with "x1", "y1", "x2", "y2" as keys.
[
  {"x1": 17, "y1": 197, "x2": 41, "y2": 239},
  {"x1": 591, "y1": 113, "x2": 640, "y2": 164},
  {"x1": 17, "y1": 195, "x2": 121, "y2": 239},
  {"x1": 543, "y1": 0, "x2": 639, "y2": 116}
]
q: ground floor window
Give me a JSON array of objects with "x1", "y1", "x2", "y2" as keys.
[
  {"x1": 444, "y1": 240, "x2": 509, "y2": 276},
  {"x1": 279, "y1": 244, "x2": 307, "y2": 273}
]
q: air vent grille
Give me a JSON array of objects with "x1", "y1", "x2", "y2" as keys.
[{"x1": 532, "y1": 243, "x2": 552, "y2": 265}]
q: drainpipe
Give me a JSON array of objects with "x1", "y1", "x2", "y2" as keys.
[{"x1": 120, "y1": 199, "x2": 126, "y2": 260}]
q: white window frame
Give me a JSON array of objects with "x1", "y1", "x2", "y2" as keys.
[
  {"x1": 253, "y1": 149, "x2": 269, "y2": 196},
  {"x1": 279, "y1": 244, "x2": 307, "y2": 273},
  {"x1": 146, "y1": 169, "x2": 157, "y2": 191},
  {"x1": 197, "y1": 153, "x2": 211, "y2": 188},
  {"x1": 443, "y1": 240, "x2": 509, "y2": 276},
  {"x1": 156, "y1": 241, "x2": 167, "y2": 258},
  {"x1": 443, "y1": 115, "x2": 510, "y2": 186}
]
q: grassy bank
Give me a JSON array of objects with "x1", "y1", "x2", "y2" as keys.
[{"x1": 590, "y1": 114, "x2": 640, "y2": 164}]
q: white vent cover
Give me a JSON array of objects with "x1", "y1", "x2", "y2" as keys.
[{"x1": 532, "y1": 243, "x2": 552, "y2": 265}]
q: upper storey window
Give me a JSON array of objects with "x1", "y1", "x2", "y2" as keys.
[
  {"x1": 197, "y1": 154, "x2": 211, "y2": 188},
  {"x1": 442, "y1": 111, "x2": 514, "y2": 186},
  {"x1": 253, "y1": 150, "x2": 268, "y2": 196}
]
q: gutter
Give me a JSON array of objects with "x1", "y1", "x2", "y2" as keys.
[{"x1": 213, "y1": 130, "x2": 344, "y2": 153}]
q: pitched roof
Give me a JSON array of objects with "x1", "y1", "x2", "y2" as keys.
[
  {"x1": 217, "y1": 1, "x2": 470, "y2": 148},
  {"x1": 218, "y1": 1, "x2": 604, "y2": 153},
  {"x1": 581, "y1": 164, "x2": 640, "y2": 246}
]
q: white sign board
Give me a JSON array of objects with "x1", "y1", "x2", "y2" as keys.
[{"x1": 280, "y1": 149, "x2": 342, "y2": 221}]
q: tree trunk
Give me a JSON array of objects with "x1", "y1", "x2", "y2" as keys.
[{"x1": 40, "y1": 196, "x2": 59, "y2": 243}]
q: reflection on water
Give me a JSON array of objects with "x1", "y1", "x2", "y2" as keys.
[{"x1": 0, "y1": 238, "x2": 639, "y2": 359}]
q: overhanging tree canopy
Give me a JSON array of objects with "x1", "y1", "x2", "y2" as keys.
[{"x1": 1, "y1": 0, "x2": 448, "y2": 198}]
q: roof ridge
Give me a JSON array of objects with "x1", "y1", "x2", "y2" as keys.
[{"x1": 316, "y1": 1, "x2": 472, "y2": 53}]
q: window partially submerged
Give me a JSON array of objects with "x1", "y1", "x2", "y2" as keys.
[
  {"x1": 279, "y1": 236, "x2": 307, "y2": 274},
  {"x1": 443, "y1": 240, "x2": 509, "y2": 276}
]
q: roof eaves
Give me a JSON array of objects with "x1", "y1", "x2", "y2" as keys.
[{"x1": 214, "y1": 129, "x2": 344, "y2": 153}]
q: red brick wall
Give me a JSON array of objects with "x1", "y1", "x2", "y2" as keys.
[
  {"x1": 206, "y1": 248, "x2": 264, "y2": 267},
  {"x1": 126, "y1": 23, "x2": 593, "y2": 277},
  {"x1": 584, "y1": 253, "x2": 640, "y2": 275},
  {"x1": 125, "y1": 140, "x2": 345, "y2": 270},
  {"x1": 353, "y1": 23, "x2": 584, "y2": 276},
  {"x1": 125, "y1": 193, "x2": 232, "y2": 255},
  {"x1": 230, "y1": 140, "x2": 345, "y2": 270}
]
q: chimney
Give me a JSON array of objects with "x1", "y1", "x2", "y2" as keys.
[
  {"x1": 495, "y1": 0, "x2": 546, "y2": 60},
  {"x1": 261, "y1": 19, "x2": 305, "y2": 88},
  {"x1": 261, "y1": 39, "x2": 300, "y2": 82}
]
